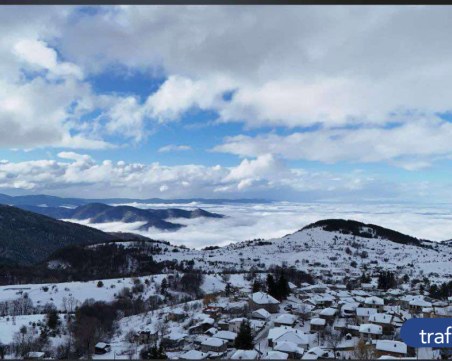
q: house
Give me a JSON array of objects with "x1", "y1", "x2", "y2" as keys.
[
  {"x1": 309, "y1": 318, "x2": 326, "y2": 332},
  {"x1": 179, "y1": 350, "x2": 208, "y2": 360},
  {"x1": 356, "y1": 307, "x2": 378, "y2": 323},
  {"x1": 230, "y1": 349, "x2": 259, "y2": 360},
  {"x1": 368, "y1": 313, "x2": 398, "y2": 335},
  {"x1": 302, "y1": 347, "x2": 334, "y2": 360},
  {"x1": 364, "y1": 296, "x2": 384, "y2": 311},
  {"x1": 94, "y1": 342, "x2": 111, "y2": 355},
  {"x1": 248, "y1": 292, "x2": 280, "y2": 313},
  {"x1": 268, "y1": 327, "x2": 311, "y2": 349},
  {"x1": 409, "y1": 298, "x2": 432, "y2": 314},
  {"x1": 214, "y1": 330, "x2": 237, "y2": 346},
  {"x1": 167, "y1": 308, "x2": 187, "y2": 321},
  {"x1": 251, "y1": 308, "x2": 271, "y2": 320},
  {"x1": 341, "y1": 303, "x2": 358, "y2": 318},
  {"x1": 359, "y1": 323, "x2": 383, "y2": 340},
  {"x1": 319, "y1": 307, "x2": 337, "y2": 324},
  {"x1": 224, "y1": 301, "x2": 248, "y2": 316},
  {"x1": 274, "y1": 313, "x2": 297, "y2": 327},
  {"x1": 161, "y1": 332, "x2": 187, "y2": 351},
  {"x1": 263, "y1": 350, "x2": 289, "y2": 359},
  {"x1": 24, "y1": 352, "x2": 45, "y2": 360},
  {"x1": 375, "y1": 340, "x2": 408, "y2": 358},
  {"x1": 273, "y1": 341, "x2": 305, "y2": 358},
  {"x1": 189, "y1": 318, "x2": 215, "y2": 334},
  {"x1": 200, "y1": 337, "x2": 228, "y2": 353}
]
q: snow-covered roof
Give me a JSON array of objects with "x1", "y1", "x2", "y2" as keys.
[
  {"x1": 201, "y1": 337, "x2": 227, "y2": 347},
  {"x1": 263, "y1": 351, "x2": 289, "y2": 359},
  {"x1": 274, "y1": 341, "x2": 304, "y2": 354},
  {"x1": 180, "y1": 350, "x2": 208, "y2": 360},
  {"x1": 359, "y1": 323, "x2": 383, "y2": 335},
  {"x1": 302, "y1": 347, "x2": 330, "y2": 360},
  {"x1": 275, "y1": 313, "x2": 297, "y2": 325},
  {"x1": 369, "y1": 313, "x2": 393, "y2": 324},
  {"x1": 310, "y1": 317, "x2": 326, "y2": 326},
  {"x1": 319, "y1": 307, "x2": 337, "y2": 316},
  {"x1": 356, "y1": 307, "x2": 378, "y2": 317},
  {"x1": 230, "y1": 350, "x2": 259, "y2": 360},
  {"x1": 249, "y1": 291, "x2": 280, "y2": 304},
  {"x1": 409, "y1": 299, "x2": 432, "y2": 307},
  {"x1": 364, "y1": 296, "x2": 384, "y2": 305},
  {"x1": 269, "y1": 327, "x2": 311, "y2": 346},
  {"x1": 376, "y1": 340, "x2": 407, "y2": 354},
  {"x1": 215, "y1": 330, "x2": 237, "y2": 341},
  {"x1": 26, "y1": 352, "x2": 45, "y2": 358},
  {"x1": 252, "y1": 308, "x2": 271, "y2": 319},
  {"x1": 95, "y1": 342, "x2": 109, "y2": 349}
]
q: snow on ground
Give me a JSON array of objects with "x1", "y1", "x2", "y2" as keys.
[
  {"x1": 0, "y1": 275, "x2": 166, "y2": 311},
  {"x1": 152, "y1": 227, "x2": 451, "y2": 282},
  {"x1": 0, "y1": 314, "x2": 44, "y2": 344}
]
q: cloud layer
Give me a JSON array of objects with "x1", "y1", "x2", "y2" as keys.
[{"x1": 68, "y1": 201, "x2": 452, "y2": 247}]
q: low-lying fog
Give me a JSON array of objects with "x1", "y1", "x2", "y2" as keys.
[{"x1": 65, "y1": 202, "x2": 452, "y2": 249}]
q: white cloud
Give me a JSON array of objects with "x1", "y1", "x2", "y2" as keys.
[
  {"x1": 214, "y1": 118, "x2": 452, "y2": 169},
  {"x1": 69, "y1": 202, "x2": 452, "y2": 247},
  {"x1": 14, "y1": 39, "x2": 83, "y2": 79},
  {"x1": 55, "y1": 6, "x2": 452, "y2": 131},
  {"x1": 158, "y1": 144, "x2": 192, "y2": 153},
  {"x1": 0, "y1": 154, "x2": 449, "y2": 204}
]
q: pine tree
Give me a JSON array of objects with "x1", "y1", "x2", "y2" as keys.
[
  {"x1": 266, "y1": 274, "x2": 277, "y2": 299},
  {"x1": 276, "y1": 270, "x2": 290, "y2": 300},
  {"x1": 225, "y1": 282, "x2": 232, "y2": 296},
  {"x1": 252, "y1": 280, "x2": 261, "y2": 293},
  {"x1": 234, "y1": 320, "x2": 253, "y2": 350},
  {"x1": 160, "y1": 278, "x2": 168, "y2": 295}
]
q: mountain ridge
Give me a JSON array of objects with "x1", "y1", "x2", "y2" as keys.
[{"x1": 16, "y1": 203, "x2": 223, "y2": 231}]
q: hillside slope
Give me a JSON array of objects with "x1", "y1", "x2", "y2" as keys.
[
  {"x1": 151, "y1": 219, "x2": 451, "y2": 282},
  {"x1": 0, "y1": 205, "x2": 115, "y2": 265}
]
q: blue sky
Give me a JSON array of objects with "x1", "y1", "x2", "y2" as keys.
[{"x1": 0, "y1": 5, "x2": 451, "y2": 202}]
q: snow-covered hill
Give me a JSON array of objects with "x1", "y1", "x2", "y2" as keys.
[{"x1": 150, "y1": 220, "x2": 451, "y2": 283}]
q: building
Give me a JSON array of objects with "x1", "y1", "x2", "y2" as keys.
[
  {"x1": 248, "y1": 291, "x2": 280, "y2": 313},
  {"x1": 200, "y1": 337, "x2": 228, "y2": 353},
  {"x1": 375, "y1": 340, "x2": 408, "y2": 358},
  {"x1": 179, "y1": 350, "x2": 208, "y2": 360},
  {"x1": 94, "y1": 342, "x2": 111, "y2": 355},
  {"x1": 230, "y1": 350, "x2": 259, "y2": 360},
  {"x1": 359, "y1": 324, "x2": 383, "y2": 340}
]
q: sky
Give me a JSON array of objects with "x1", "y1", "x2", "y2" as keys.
[{"x1": 0, "y1": 5, "x2": 452, "y2": 203}]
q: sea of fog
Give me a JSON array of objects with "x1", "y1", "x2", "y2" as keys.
[{"x1": 66, "y1": 202, "x2": 452, "y2": 249}]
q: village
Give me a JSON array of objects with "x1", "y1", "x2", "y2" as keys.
[
  {"x1": 0, "y1": 225, "x2": 450, "y2": 360},
  {"x1": 88, "y1": 270, "x2": 452, "y2": 360}
]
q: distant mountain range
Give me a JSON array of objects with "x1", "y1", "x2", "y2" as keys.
[
  {"x1": 17, "y1": 203, "x2": 223, "y2": 231},
  {"x1": 0, "y1": 193, "x2": 270, "y2": 207}
]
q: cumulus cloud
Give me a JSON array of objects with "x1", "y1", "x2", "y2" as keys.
[
  {"x1": 214, "y1": 118, "x2": 452, "y2": 169},
  {"x1": 55, "y1": 6, "x2": 452, "y2": 129},
  {"x1": 14, "y1": 38, "x2": 83, "y2": 79},
  {"x1": 0, "y1": 154, "x2": 448, "y2": 203}
]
